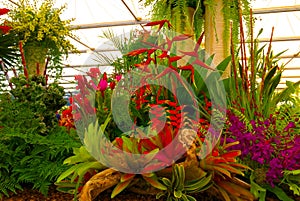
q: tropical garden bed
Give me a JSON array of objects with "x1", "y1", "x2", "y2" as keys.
[{"x1": 1, "y1": 0, "x2": 300, "y2": 201}]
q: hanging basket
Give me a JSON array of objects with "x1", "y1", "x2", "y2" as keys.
[{"x1": 23, "y1": 42, "x2": 48, "y2": 76}]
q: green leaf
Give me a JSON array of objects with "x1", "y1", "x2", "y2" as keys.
[
  {"x1": 162, "y1": 177, "x2": 172, "y2": 187},
  {"x1": 185, "y1": 173, "x2": 212, "y2": 192},
  {"x1": 56, "y1": 165, "x2": 79, "y2": 183},
  {"x1": 263, "y1": 66, "x2": 278, "y2": 91},
  {"x1": 111, "y1": 179, "x2": 132, "y2": 198},
  {"x1": 186, "y1": 195, "x2": 197, "y2": 201},
  {"x1": 288, "y1": 184, "x2": 300, "y2": 196},
  {"x1": 216, "y1": 56, "x2": 232, "y2": 72},
  {"x1": 284, "y1": 169, "x2": 300, "y2": 175},
  {"x1": 121, "y1": 136, "x2": 133, "y2": 152},
  {"x1": 174, "y1": 189, "x2": 182, "y2": 198},
  {"x1": 120, "y1": 173, "x2": 135, "y2": 182},
  {"x1": 250, "y1": 173, "x2": 266, "y2": 201},
  {"x1": 156, "y1": 191, "x2": 165, "y2": 199},
  {"x1": 63, "y1": 146, "x2": 95, "y2": 165},
  {"x1": 264, "y1": 185, "x2": 294, "y2": 201},
  {"x1": 143, "y1": 175, "x2": 167, "y2": 190}
]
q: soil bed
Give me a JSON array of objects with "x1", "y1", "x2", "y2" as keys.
[{"x1": 2, "y1": 185, "x2": 300, "y2": 201}]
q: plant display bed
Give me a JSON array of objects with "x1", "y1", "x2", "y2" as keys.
[{"x1": 3, "y1": 187, "x2": 300, "y2": 201}]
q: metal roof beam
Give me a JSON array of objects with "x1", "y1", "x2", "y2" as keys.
[
  {"x1": 70, "y1": 20, "x2": 149, "y2": 30},
  {"x1": 253, "y1": 5, "x2": 300, "y2": 14}
]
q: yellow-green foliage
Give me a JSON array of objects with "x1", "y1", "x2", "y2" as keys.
[{"x1": 8, "y1": 0, "x2": 76, "y2": 55}]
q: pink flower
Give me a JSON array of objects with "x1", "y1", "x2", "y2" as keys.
[
  {"x1": 98, "y1": 79, "x2": 108, "y2": 91},
  {"x1": 116, "y1": 74, "x2": 122, "y2": 81}
]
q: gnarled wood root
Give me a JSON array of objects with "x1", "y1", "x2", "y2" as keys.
[{"x1": 78, "y1": 168, "x2": 121, "y2": 201}]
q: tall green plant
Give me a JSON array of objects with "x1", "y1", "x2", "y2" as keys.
[{"x1": 226, "y1": 25, "x2": 300, "y2": 120}]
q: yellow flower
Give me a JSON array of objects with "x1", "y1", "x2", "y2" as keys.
[{"x1": 8, "y1": 0, "x2": 76, "y2": 56}]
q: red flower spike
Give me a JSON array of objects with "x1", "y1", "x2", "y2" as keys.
[
  {"x1": 134, "y1": 63, "x2": 150, "y2": 72},
  {"x1": 194, "y1": 32, "x2": 205, "y2": 52},
  {"x1": 103, "y1": 72, "x2": 107, "y2": 80},
  {"x1": 172, "y1": 34, "x2": 192, "y2": 42},
  {"x1": 168, "y1": 115, "x2": 178, "y2": 122},
  {"x1": 155, "y1": 67, "x2": 177, "y2": 80},
  {"x1": 166, "y1": 109, "x2": 178, "y2": 115},
  {"x1": 144, "y1": 20, "x2": 172, "y2": 31},
  {"x1": 0, "y1": 8, "x2": 9, "y2": 15},
  {"x1": 127, "y1": 48, "x2": 149, "y2": 56},
  {"x1": 178, "y1": 50, "x2": 199, "y2": 58},
  {"x1": 220, "y1": 150, "x2": 241, "y2": 159},
  {"x1": 147, "y1": 48, "x2": 157, "y2": 56},
  {"x1": 165, "y1": 37, "x2": 173, "y2": 51},
  {"x1": 169, "y1": 55, "x2": 183, "y2": 62},
  {"x1": 192, "y1": 59, "x2": 215, "y2": 71},
  {"x1": 166, "y1": 101, "x2": 177, "y2": 107},
  {"x1": 157, "y1": 51, "x2": 169, "y2": 59},
  {"x1": 178, "y1": 64, "x2": 195, "y2": 82},
  {"x1": 115, "y1": 137, "x2": 123, "y2": 149}
]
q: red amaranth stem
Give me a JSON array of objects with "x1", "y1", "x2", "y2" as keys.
[
  {"x1": 249, "y1": 9, "x2": 256, "y2": 110},
  {"x1": 36, "y1": 63, "x2": 40, "y2": 75},
  {"x1": 19, "y1": 41, "x2": 28, "y2": 79}
]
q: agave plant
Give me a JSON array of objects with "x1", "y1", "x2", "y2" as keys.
[{"x1": 156, "y1": 164, "x2": 213, "y2": 201}]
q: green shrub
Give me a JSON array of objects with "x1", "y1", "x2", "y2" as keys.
[{"x1": 0, "y1": 75, "x2": 81, "y2": 198}]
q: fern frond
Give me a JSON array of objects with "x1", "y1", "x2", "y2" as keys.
[
  {"x1": 0, "y1": 177, "x2": 22, "y2": 199},
  {"x1": 230, "y1": 107, "x2": 252, "y2": 131}
]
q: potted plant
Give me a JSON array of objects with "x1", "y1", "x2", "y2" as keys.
[
  {"x1": 6, "y1": 0, "x2": 76, "y2": 76},
  {"x1": 55, "y1": 20, "x2": 254, "y2": 201}
]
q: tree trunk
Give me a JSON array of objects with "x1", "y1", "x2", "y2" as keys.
[{"x1": 204, "y1": 0, "x2": 230, "y2": 77}]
